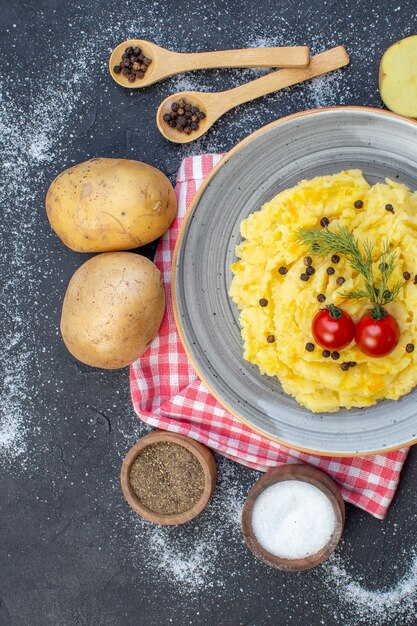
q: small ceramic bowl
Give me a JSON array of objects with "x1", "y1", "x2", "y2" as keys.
[
  {"x1": 121, "y1": 430, "x2": 216, "y2": 525},
  {"x1": 242, "y1": 463, "x2": 345, "y2": 571}
]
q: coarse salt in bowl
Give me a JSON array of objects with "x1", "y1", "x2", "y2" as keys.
[{"x1": 242, "y1": 464, "x2": 345, "y2": 571}]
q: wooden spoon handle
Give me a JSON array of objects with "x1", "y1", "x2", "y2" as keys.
[
  {"x1": 212, "y1": 46, "x2": 349, "y2": 115},
  {"x1": 169, "y1": 46, "x2": 310, "y2": 72}
]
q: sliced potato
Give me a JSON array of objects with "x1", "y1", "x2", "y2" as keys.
[{"x1": 379, "y1": 35, "x2": 417, "y2": 118}]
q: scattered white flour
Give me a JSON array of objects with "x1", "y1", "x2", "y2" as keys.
[
  {"x1": 113, "y1": 456, "x2": 248, "y2": 590},
  {"x1": 306, "y1": 72, "x2": 344, "y2": 108},
  {"x1": 110, "y1": 454, "x2": 417, "y2": 624},
  {"x1": 0, "y1": 34, "x2": 103, "y2": 464},
  {"x1": 251, "y1": 481, "x2": 336, "y2": 559},
  {"x1": 322, "y1": 549, "x2": 417, "y2": 625},
  {"x1": 1, "y1": 5, "x2": 416, "y2": 622}
]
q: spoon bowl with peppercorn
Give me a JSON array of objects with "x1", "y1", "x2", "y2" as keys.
[
  {"x1": 109, "y1": 39, "x2": 311, "y2": 89},
  {"x1": 156, "y1": 47, "x2": 350, "y2": 143},
  {"x1": 156, "y1": 92, "x2": 211, "y2": 143}
]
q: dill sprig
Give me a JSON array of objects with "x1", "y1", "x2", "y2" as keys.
[{"x1": 297, "y1": 225, "x2": 403, "y2": 317}]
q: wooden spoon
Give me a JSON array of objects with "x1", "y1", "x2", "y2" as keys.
[
  {"x1": 156, "y1": 46, "x2": 350, "y2": 144},
  {"x1": 109, "y1": 39, "x2": 310, "y2": 88}
]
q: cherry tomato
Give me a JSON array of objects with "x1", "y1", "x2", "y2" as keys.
[
  {"x1": 355, "y1": 311, "x2": 400, "y2": 357},
  {"x1": 312, "y1": 304, "x2": 355, "y2": 350}
]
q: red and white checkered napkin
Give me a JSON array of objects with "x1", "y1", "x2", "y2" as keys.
[{"x1": 130, "y1": 154, "x2": 410, "y2": 520}]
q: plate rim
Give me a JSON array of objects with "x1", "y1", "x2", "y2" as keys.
[{"x1": 172, "y1": 105, "x2": 417, "y2": 457}]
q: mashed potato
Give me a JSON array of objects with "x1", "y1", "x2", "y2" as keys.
[{"x1": 229, "y1": 170, "x2": 417, "y2": 413}]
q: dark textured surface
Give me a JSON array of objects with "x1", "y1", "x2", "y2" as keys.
[{"x1": 1, "y1": 1, "x2": 416, "y2": 625}]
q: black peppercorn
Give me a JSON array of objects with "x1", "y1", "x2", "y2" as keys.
[
  {"x1": 320, "y1": 217, "x2": 330, "y2": 227},
  {"x1": 341, "y1": 362, "x2": 350, "y2": 371},
  {"x1": 348, "y1": 361, "x2": 357, "y2": 367},
  {"x1": 385, "y1": 204, "x2": 395, "y2": 213},
  {"x1": 403, "y1": 271, "x2": 411, "y2": 280},
  {"x1": 278, "y1": 266, "x2": 288, "y2": 275},
  {"x1": 414, "y1": 275, "x2": 417, "y2": 285},
  {"x1": 164, "y1": 99, "x2": 204, "y2": 134},
  {"x1": 336, "y1": 276, "x2": 345, "y2": 286},
  {"x1": 128, "y1": 74, "x2": 136, "y2": 83},
  {"x1": 163, "y1": 113, "x2": 171, "y2": 122},
  {"x1": 259, "y1": 298, "x2": 268, "y2": 307},
  {"x1": 305, "y1": 342, "x2": 315, "y2": 352},
  {"x1": 331, "y1": 351, "x2": 340, "y2": 360},
  {"x1": 317, "y1": 293, "x2": 326, "y2": 303},
  {"x1": 133, "y1": 47, "x2": 142, "y2": 56},
  {"x1": 326, "y1": 267, "x2": 335, "y2": 275},
  {"x1": 125, "y1": 46, "x2": 134, "y2": 54},
  {"x1": 331, "y1": 254, "x2": 340, "y2": 263},
  {"x1": 300, "y1": 273, "x2": 310, "y2": 281},
  {"x1": 322, "y1": 350, "x2": 331, "y2": 358},
  {"x1": 406, "y1": 343, "x2": 415, "y2": 353},
  {"x1": 136, "y1": 70, "x2": 144, "y2": 78},
  {"x1": 354, "y1": 200, "x2": 363, "y2": 208},
  {"x1": 197, "y1": 111, "x2": 206, "y2": 119},
  {"x1": 122, "y1": 67, "x2": 130, "y2": 76},
  {"x1": 306, "y1": 266, "x2": 315, "y2": 276},
  {"x1": 168, "y1": 119, "x2": 176, "y2": 128},
  {"x1": 267, "y1": 335, "x2": 275, "y2": 344},
  {"x1": 113, "y1": 65, "x2": 121, "y2": 73},
  {"x1": 303, "y1": 256, "x2": 312, "y2": 266}
]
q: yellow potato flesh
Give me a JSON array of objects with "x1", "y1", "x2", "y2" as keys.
[
  {"x1": 379, "y1": 35, "x2": 417, "y2": 118},
  {"x1": 229, "y1": 170, "x2": 417, "y2": 413}
]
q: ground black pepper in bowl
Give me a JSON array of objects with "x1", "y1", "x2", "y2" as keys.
[
  {"x1": 129, "y1": 442, "x2": 205, "y2": 515},
  {"x1": 113, "y1": 45, "x2": 152, "y2": 83},
  {"x1": 163, "y1": 98, "x2": 206, "y2": 134}
]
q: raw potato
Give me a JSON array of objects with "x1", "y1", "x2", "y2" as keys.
[
  {"x1": 379, "y1": 35, "x2": 417, "y2": 118},
  {"x1": 60, "y1": 252, "x2": 165, "y2": 369},
  {"x1": 46, "y1": 158, "x2": 176, "y2": 252}
]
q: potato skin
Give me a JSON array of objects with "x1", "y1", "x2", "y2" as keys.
[
  {"x1": 46, "y1": 158, "x2": 176, "y2": 252},
  {"x1": 60, "y1": 252, "x2": 165, "y2": 369}
]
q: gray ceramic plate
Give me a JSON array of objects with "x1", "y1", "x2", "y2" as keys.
[{"x1": 173, "y1": 107, "x2": 417, "y2": 456}]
